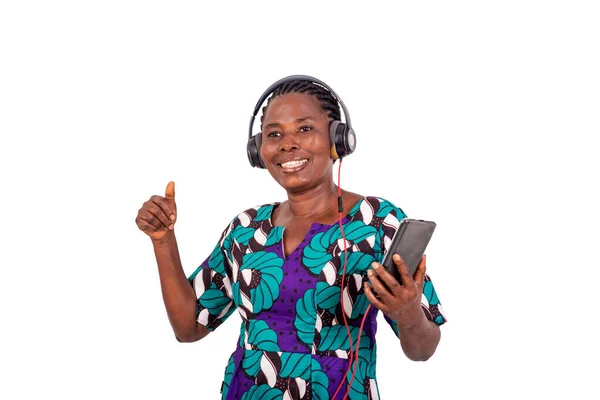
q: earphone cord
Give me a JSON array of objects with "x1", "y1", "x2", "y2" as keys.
[
  {"x1": 331, "y1": 159, "x2": 375, "y2": 400},
  {"x1": 344, "y1": 305, "x2": 372, "y2": 399},
  {"x1": 331, "y1": 159, "x2": 354, "y2": 400}
]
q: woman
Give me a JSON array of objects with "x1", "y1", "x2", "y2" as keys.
[{"x1": 135, "y1": 76, "x2": 446, "y2": 400}]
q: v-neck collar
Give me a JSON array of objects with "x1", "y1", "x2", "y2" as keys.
[{"x1": 264, "y1": 197, "x2": 368, "y2": 259}]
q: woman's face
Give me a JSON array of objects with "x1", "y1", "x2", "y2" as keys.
[{"x1": 260, "y1": 93, "x2": 333, "y2": 193}]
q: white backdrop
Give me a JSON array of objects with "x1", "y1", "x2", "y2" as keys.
[{"x1": 1, "y1": 1, "x2": 599, "y2": 399}]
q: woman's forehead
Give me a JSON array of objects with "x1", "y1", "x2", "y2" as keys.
[{"x1": 263, "y1": 93, "x2": 328, "y2": 122}]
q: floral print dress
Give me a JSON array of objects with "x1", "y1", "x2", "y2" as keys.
[{"x1": 188, "y1": 196, "x2": 446, "y2": 400}]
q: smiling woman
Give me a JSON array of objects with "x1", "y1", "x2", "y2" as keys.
[{"x1": 135, "y1": 76, "x2": 447, "y2": 400}]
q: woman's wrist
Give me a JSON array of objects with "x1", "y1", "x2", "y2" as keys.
[
  {"x1": 151, "y1": 231, "x2": 180, "y2": 263},
  {"x1": 393, "y1": 303, "x2": 426, "y2": 330},
  {"x1": 151, "y1": 230, "x2": 177, "y2": 247}
]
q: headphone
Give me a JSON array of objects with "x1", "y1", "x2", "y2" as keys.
[{"x1": 247, "y1": 75, "x2": 357, "y2": 169}]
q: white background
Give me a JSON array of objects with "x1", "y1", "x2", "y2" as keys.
[{"x1": 1, "y1": 1, "x2": 599, "y2": 399}]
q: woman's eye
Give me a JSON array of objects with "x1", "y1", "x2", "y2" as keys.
[{"x1": 298, "y1": 126, "x2": 312, "y2": 133}]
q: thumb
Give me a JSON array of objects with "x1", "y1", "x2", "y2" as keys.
[{"x1": 165, "y1": 181, "x2": 176, "y2": 213}]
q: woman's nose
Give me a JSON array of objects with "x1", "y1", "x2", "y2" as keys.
[{"x1": 279, "y1": 132, "x2": 299, "y2": 152}]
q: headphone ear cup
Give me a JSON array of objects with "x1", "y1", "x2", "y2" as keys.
[
  {"x1": 247, "y1": 134, "x2": 265, "y2": 168},
  {"x1": 329, "y1": 121, "x2": 356, "y2": 160},
  {"x1": 329, "y1": 121, "x2": 342, "y2": 160}
]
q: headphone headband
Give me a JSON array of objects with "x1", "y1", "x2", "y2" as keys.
[{"x1": 247, "y1": 75, "x2": 353, "y2": 140}]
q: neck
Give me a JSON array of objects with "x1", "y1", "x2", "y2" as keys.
[{"x1": 285, "y1": 181, "x2": 340, "y2": 221}]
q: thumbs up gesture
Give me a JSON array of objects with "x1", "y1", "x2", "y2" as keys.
[{"x1": 136, "y1": 181, "x2": 178, "y2": 241}]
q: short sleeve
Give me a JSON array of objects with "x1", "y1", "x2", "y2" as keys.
[
  {"x1": 375, "y1": 198, "x2": 448, "y2": 336},
  {"x1": 187, "y1": 220, "x2": 237, "y2": 331}
]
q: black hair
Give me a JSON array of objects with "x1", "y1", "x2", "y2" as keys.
[{"x1": 259, "y1": 80, "x2": 341, "y2": 130}]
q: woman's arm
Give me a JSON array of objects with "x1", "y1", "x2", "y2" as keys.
[
  {"x1": 152, "y1": 231, "x2": 210, "y2": 343},
  {"x1": 394, "y1": 303, "x2": 441, "y2": 361},
  {"x1": 136, "y1": 182, "x2": 209, "y2": 343}
]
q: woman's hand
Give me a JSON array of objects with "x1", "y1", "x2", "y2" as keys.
[
  {"x1": 363, "y1": 254, "x2": 427, "y2": 327},
  {"x1": 364, "y1": 254, "x2": 441, "y2": 360},
  {"x1": 135, "y1": 181, "x2": 177, "y2": 242}
]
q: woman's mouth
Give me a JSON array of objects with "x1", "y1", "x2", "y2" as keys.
[{"x1": 277, "y1": 159, "x2": 309, "y2": 172}]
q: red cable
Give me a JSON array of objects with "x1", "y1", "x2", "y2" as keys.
[
  {"x1": 343, "y1": 304, "x2": 372, "y2": 399},
  {"x1": 331, "y1": 159, "x2": 355, "y2": 400},
  {"x1": 331, "y1": 160, "x2": 376, "y2": 399}
]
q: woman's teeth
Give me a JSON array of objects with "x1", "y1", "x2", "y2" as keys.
[{"x1": 280, "y1": 159, "x2": 308, "y2": 168}]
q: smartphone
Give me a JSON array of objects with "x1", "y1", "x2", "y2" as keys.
[{"x1": 381, "y1": 218, "x2": 436, "y2": 284}]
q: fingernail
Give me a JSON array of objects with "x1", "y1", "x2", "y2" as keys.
[
  {"x1": 393, "y1": 254, "x2": 402, "y2": 262},
  {"x1": 169, "y1": 224, "x2": 174, "y2": 230},
  {"x1": 170, "y1": 214, "x2": 175, "y2": 221},
  {"x1": 372, "y1": 262, "x2": 380, "y2": 269},
  {"x1": 367, "y1": 269, "x2": 374, "y2": 277}
]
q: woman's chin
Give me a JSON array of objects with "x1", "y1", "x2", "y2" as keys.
[{"x1": 277, "y1": 178, "x2": 311, "y2": 192}]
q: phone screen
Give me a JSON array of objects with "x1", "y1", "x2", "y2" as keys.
[{"x1": 381, "y1": 219, "x2": 436, "y2": 284}]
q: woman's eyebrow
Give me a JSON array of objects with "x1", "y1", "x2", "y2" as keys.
[{"x1": 264, "y1": 122, "x2": 281, "y2": 130}]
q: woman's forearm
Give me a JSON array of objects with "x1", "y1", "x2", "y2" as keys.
[
  {"x1": 151, "y1": 231, "x2": 209, "y2": 342},
  {"x1": 395, "y1": 306, "x2": 441, "y2": 361}
]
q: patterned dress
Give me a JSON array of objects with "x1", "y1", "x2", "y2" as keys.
[{"x1": 188, "y1": 196, "x2": 446, "y2": 400}]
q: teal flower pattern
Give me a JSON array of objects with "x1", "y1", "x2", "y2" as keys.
[
  {"x1": 242, "y1": 320, "x2": 280, "y2": 378},
  {"x1": 239, "y1": 251, "x2": 284, "y2": 314},
  {"x1": 294, "y1": 288, "x2": 317, "y2": 346},
  {"x1": 279, "y1": 353, "x2": 312, "y2": 380}
]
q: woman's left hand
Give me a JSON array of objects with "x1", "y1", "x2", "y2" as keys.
[{"x1": 363, "y1": 254, "x2": 426, "y2": 326}]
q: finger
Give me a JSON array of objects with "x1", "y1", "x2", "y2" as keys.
[
  {"x1": 371, "y1": 261, "x2": 403, "y2": 295},
  {"x1": 165, "y1": 181, "x2": 176, "y2": 218},
  {"x1": 146, "y1": 200, "x2": 173, "y2": 228},
  {"x1": 413, "y1": 254, "x2": 427, "y2": 288},
  {"x1": 136, "y1": 215, "x2": 161, "y2": 231},
  {"x1": 136, "y1": 218, "x2": 156, "y2": 232},
  {"x1": 367, "y1": 266, "x2": 395, "y2": 302},
  {"x1": 363, "y1": 282, "x2": 391, "y2": 313},
  {"x1": 394, "y1": 254, "x2": 415, "y2": 287},
  {"x1": 150, "y1": 196, "x2": 176, "y2": 224},
  {"x1": 147, "y1": 209, "x2": 173, "y2": 230}
]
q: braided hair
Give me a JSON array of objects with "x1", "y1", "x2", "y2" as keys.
[{"x1": 259, "y1": 80, "x2": 341, "y2": 130}]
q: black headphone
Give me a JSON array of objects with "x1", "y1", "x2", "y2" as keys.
[{"x1": 247, "y1": 75, "x2": 357, "y2": 169}]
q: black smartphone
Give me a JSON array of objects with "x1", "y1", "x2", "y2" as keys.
[{"x1": 381, "y1": 218, "x2": 436, "y2": 284}]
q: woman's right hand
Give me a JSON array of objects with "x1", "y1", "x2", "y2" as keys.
[{"x1": 136, "y1": 181, "x2": 177, "y2": 242}]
